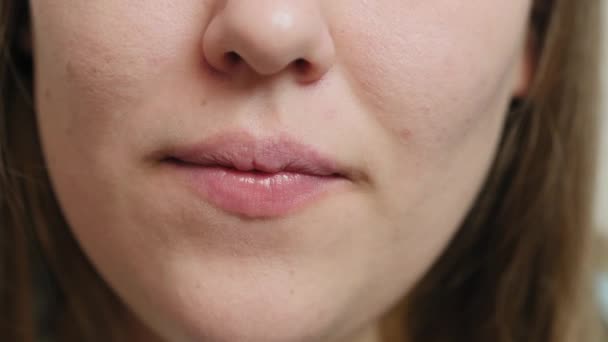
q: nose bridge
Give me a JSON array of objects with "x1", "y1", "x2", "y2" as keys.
[{"x1": 202, "y1": 0, "x2": 335, "y2": 82}]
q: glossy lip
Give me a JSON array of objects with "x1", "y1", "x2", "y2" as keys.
[{"x1": 160, "y1": 131, "x2": 351, "y2": 218}]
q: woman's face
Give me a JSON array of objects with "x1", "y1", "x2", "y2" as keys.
[{"x1": 30, "y1": 1, "x2": 532, "y2": 341}]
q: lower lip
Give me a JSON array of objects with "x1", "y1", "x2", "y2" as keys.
[{"x1": 166, "y1": 162, "x2": 349, "y2": 218}]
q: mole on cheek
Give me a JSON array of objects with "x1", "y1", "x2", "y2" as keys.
[{"x1": 398, "y1": 128, "x2": 412, "y2": 142}]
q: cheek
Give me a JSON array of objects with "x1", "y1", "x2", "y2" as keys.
[
  {"x1": 31, "y1": 1, "x2": 208, "y2": 171},
  {"x1": 335, "y1": 0, "x2": 530, "y2": 150},
  {"x1": 329, "y1": 1, "x2": 530, "y2": 261}
]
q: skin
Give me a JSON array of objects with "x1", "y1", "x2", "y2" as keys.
[{"x1": 29, "y1": 1, "x2": 533, "y2": 341}]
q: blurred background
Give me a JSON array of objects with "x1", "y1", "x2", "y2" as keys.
[{"x1": 596, "y1": 2, "x2": 607, "y2": 236}]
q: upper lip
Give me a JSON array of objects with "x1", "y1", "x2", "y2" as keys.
[{"x1": 163, "y1": 131, "x2": 348, "y2": 178}]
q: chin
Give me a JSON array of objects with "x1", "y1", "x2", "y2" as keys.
[{"x1": 118, "y1": 255, "x2": 360, "y2": 342}]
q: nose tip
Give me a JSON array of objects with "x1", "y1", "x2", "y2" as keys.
[{"x1": 202, "y1": 1, "x2": 335, "y2": 83}]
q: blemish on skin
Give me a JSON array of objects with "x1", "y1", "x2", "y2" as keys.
[
  {"x1": 90, "y1": 66, "x2": 101, "y2": 76},
  {"x1": 44, "y1": 87, "x2": 51, "y2": 100},
  {"x1": 65, "y1": 60, "x2": 74, "y2": 77},
  {"x1": 398, "y1": 128, "x2": 412, "y2": 142},
  {"x1": 323, "y1": 108, "x2": 338, "y2": 121},
  {"x1": 201, "y1": 99, "x2": 208, "y2": 107}
]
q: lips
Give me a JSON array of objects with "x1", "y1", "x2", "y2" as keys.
[{"x1": 161, "y1": 131, "x2": 351, "y2": 218}]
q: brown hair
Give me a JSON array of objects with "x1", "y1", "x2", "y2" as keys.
[{"x1": 0, "y1": 1, "x2": 603, "y2": 341}]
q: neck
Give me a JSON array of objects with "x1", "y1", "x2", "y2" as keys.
[
  {"x1": 126, "y1": 310, "x2": 390, "y2": 342},
  {"x1": 350, "y1": 322, "x2": 382, "y2": 342}
]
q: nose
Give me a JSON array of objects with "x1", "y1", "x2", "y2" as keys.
[{"x1": 202, "y1": 1, "x2": 336, "y2": 83}]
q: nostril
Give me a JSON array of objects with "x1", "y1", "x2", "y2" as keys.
[
  {"x1": 224, "y1": 51, "x2": 241, "y2": 66},
  {"x1": 293, "y1": 58, "x2": 311, "y2": 73}
]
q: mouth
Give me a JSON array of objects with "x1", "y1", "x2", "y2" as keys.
[{"x1": 160, "y1": 131, "x2": 352, "y2": 219}]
